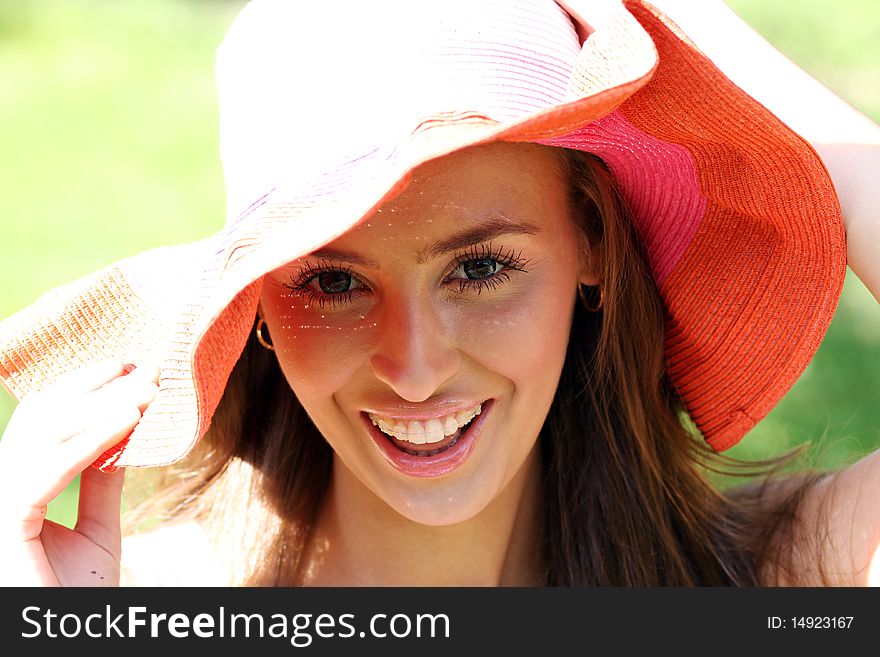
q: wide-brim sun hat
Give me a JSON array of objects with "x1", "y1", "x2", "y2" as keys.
[{"x1": 0, "y1": 0, "x2": 845, "y2": 471}]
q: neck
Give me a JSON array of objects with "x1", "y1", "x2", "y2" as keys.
[{"x1": 298, "y1": 445, "x2": 544, "y2": 587}]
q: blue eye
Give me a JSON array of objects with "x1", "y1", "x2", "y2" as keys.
[
  {"x1": 317, "y1": 271, "x2": 355, "y2": 294},
  {"x1": 282, "y1": 261, "x2": 366, "y2": 310},
  {"x1": 445, "y1": 244, "x2": 530, "y2": 295},
  {"x1": 461, "y1": 257, "x2": 503, "y2": 280}
]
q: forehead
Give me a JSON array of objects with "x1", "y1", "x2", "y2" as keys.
[
  {"x1": 330, "y1": 142, "x2": 571, "y2": 248},
  {"x1": 396, "y1": 141, "x2": 565, "y2": 204}
]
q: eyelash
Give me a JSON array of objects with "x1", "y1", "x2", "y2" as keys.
[
  {"x1": 282, "y1": 259, "x2": 360, "y2": 310},
  {"x1": 448, "y1": 243, "x2": 529, "y2": 295},
  {"x1": 281, "y1": 244, "x2": 530, "y2": 310}
]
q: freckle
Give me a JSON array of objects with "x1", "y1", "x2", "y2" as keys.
[{"x1": 91, "y1": 570, "x2": 97, "y2": 574}]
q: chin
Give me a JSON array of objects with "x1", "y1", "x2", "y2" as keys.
[{"x1": 379, "y1": 476, "x2": 499, "y2": 527}]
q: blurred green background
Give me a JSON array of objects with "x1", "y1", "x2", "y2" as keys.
[{"x1": 0, "y1": 0, "x2": 878, "y2": 527}]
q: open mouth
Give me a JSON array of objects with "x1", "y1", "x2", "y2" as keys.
[
  {"x1": 367, "y1": 403, "x2": 483, "y2": 457},
  {"x1": 361, "y1": 399, "x2": 494, "y2": 477}
]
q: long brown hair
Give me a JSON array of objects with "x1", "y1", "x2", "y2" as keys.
[
  {"x1": 542, "y1": 148, "x2": 829, "y2": 585},
  {"x1": 125, "y1": 145, "x2": 827, "y2": 585}
]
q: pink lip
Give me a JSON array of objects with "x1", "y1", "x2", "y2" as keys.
[
  {"x1": 362, "y1": 399, "x2": 494, "y2": 478},
  {"x1": 362, "y1": 399, "x2": 486, "y2": 421}
]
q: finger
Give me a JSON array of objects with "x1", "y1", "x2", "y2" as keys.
[
  {"x1": 55, "y1": 377, "x2": 159, "y2": 443},
  {"x1": 3, "y1": 358, "x2": 123, "y2": 441},
  {"x1": 37, "y1": 359, "x2": 125, "y2": 398},
  {"x1": 76, "y1": 466, "x2": 125, "y2": 554},
  {"x1": 5, "y1": 373, "x2": 158, "y2": 448},
  {"x1": 25, "y1": 404, "x2": 144, "y2": 511},
  {"x1": 123, "y1": 362, "x2": 160, "y2": 385}
]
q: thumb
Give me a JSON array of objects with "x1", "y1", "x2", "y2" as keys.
[{"x1": 75, "y1": 466, "x2": 125, "y2": 554}]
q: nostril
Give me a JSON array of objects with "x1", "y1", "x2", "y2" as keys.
[
  {"x1": 369, "y1": 348, "x2": 462, "y2": 404},
  {"x1": 369, "y1": 352, "x2": 402, "y2": 381}
]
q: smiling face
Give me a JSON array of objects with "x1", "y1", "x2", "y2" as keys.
[{"x1": 260, "y1": 142, "x2": 596, "y2": 526}]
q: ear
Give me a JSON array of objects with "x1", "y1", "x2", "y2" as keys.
[{"x1": 577, "y1": 243, "x2": 601, "y2": 287}]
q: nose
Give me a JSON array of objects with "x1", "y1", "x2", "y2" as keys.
[{"x1": 369, "y1": 293, "x2": 461, "y2": 402}]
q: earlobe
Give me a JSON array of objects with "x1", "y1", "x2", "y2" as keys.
[
  {"x1": 577, "y1": 244, "x2": 603, "y2": 311},
  {"x1": 577, "y1": 248, "x2": 601, "y2": 287},
  {"x1": 578, "y1": 269, "x2": 600, "y2": 287}
]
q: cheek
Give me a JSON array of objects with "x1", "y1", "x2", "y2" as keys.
[
  {"x1": 452, "y1": 270, "x2": 576, "y2": 385},
  {"x1": 261, "y1": 293, "x2": 377, "y2": 396}
]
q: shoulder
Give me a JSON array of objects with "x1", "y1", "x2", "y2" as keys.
[
  {"x1": 737, "y1": 450, "x2": 880, "y2": 586},
  {"x1": 120, "y1": 521, "x2": 229, "y2": 586},
  {"x1": 788, "y1": 450, "x2": 880, "y2": 586}
]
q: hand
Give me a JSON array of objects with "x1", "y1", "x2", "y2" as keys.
[{"x1": 0, "y1": 360, "x2": 159, "y2": 586}]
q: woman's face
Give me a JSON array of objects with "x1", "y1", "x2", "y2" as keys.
[{"x1": 261, "y1": 142, "x2": 596, "y2": 526}]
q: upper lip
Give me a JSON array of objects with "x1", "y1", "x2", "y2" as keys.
[{"x1": 362, "y1": 398, "x2": 490, "y2": 421}]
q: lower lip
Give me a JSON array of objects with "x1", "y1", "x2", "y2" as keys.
[{"x1": 363, "y1": 400, "x2": 493, "y2": 478}]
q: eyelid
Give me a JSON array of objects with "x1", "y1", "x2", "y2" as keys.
[
  {"x1": 287, "y1": 243, "x2": 528, "y2": 284},
  {"x1": 283, "y1": 258, "x2": 361, "y2": 290},
  {"x1": 281, "y1": 260, "x2": 368, "y2": 310},
  {"x1": 444, "y1": 242, "x2": 530, "y2": 278}
]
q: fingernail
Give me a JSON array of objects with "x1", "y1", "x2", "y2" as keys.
[{"x1": 122, "y1": 362, "x2": 161, "y2": 383}]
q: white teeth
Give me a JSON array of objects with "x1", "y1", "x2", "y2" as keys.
[
  {"x1": 368, "y1": 403, "x2": 483, "y2": 445},
  {"x1": 407, "y1": 420, "x2": 426, "y2": 444},
  {"x1": 455, "y1": 407, "x2": 480, "y2": 425},
  {"x1": 424, "y1": 419, "x2": 444, "y2": 443}
]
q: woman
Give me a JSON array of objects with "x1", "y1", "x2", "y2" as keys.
[{"x1": 0, "y1": 0, "x2": 877, "y2": 587}]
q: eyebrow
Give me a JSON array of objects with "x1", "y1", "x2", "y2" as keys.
[
  {"x1": 307, "y1": 216, "x2": 540, "y2": 268},
  {"x1": 416, "y1": 216, "x2": 540, "y2": 264}
]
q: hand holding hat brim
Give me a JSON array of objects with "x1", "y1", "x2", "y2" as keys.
[{"x1": 0, "y1": 361, "x2": 158, "y2": 585}]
